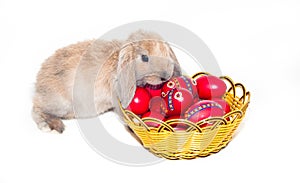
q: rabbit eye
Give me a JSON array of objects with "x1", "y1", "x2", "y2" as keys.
[{"x1": 141, "y1": 55, "x2": 149, "y2": 62}]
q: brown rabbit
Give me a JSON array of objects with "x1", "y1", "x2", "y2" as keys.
[{"x1": 32, "y1": 30, "x2": 182, "y2": 133}]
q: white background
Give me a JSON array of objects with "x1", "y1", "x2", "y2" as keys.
[{"x1": 1, "y1": 0, "x2": 300, "y2": 182}]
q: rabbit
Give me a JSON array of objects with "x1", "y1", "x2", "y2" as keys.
[{"x1": 32, "y1": 30, "x2": 182, "y2": 133}]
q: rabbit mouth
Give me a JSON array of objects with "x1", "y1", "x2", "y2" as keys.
[
  {"x1": 144, "y1": 83, "x2": 164, "y2": 89},
  {"x1": 136, "y1": 74, "x2": 169, "y2": 87}
]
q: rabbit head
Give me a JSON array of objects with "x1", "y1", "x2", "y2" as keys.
[{"x1": 116, "y1": 31, "x2": 181, "y2": 108}]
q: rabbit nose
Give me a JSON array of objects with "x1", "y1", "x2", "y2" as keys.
[{"x1": 161, "y1": 77, "x2": 167, "y2": 82}]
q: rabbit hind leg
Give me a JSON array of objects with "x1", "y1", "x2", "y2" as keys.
[{"x1": 32, "y1": 106, "x2": 65, "y2": 133}]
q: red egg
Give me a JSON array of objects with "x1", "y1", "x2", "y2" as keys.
[
  {"x1": 184, "y1": 100, "x2": 224, "y2": 123},
  {"x1": 212, "y1": 98, "x2": 231, "y2": 114},
  {"x1": 161, "y1": 76, "x2": 198, "y2": 98},
  {"x1": 166, "y1": 115, "x2": 184, "y2": 120},
  {"x1": 196, "y1": 75, "x2": 227, "y2": 99},
  {"x1": 149, "y1": 96, "x2": 164, "y2": 113},
  {"x1": 127, "y1": 87, "x2": 151, "y2": 115},
  {"x1": 199, "y1": 122, "x2": 214, "y2": 128},
  {"x1": 142, "y1": 111, "x2": 165, "y2": 128},
  {"x1": 165, "y1": 115, "x2": 187, "y2": 130},
  {"x1": 144, "y1": 83, "x2": 163, "y2": 97},
  {"x1": 162, "y1": 88, "x2": 194, "y2": 116},
  {"x1": 193, "y1": 97, "x2": 200, "y2": 103}
]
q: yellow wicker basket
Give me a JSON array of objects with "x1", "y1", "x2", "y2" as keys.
[{"x1": 120, "y1": 72, "x2": 250, "y2": 160}]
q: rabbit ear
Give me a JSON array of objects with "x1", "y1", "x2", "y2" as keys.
[
  {"x1": 116, "y1": 49, "x2": 137, "y2": 108},
  {"x1": 173, "y1": 60, "x2": 182, "y2": 77},
  {"x1": 169, "y1": 47, "x2": 182, "y2": 77}
]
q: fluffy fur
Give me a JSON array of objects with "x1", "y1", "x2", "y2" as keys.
[{"x1": 32, "y1": 30, "x2": 181, "y2": 133}]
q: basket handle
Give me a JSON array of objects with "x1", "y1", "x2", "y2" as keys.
[
  {"x1": 219, "y1": 76, "x2": 236, "y2": 98},
  {"x1": 191, "y1": 72, "x2": 210, "y2": 79},
  {"x1": 223, "y1": 110, "x2": 243, "y2": 123}
]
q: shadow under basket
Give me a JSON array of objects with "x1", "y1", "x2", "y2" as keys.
[{"x1": 120, "y1": 72, "x2": 251, "y2": 160}]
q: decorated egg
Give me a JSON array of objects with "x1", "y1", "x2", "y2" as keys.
[
  {"x1": 144, "y1": 83, "x2": 163, "y2": 97},
  {"x1": 142, "y1": 111, "x2": 165, "y2": 128},
  {"x1": 162, "y1": 88, "x2": 193, "y2": 116},
  {"x1": 196, "y1": 75, "x2": 227, "y2": 99},
  {"x1": 212, "y1": 98, "x2": 231, "y2": 114},
  {"x1": 127, "y1": 87, "x2": 151, "y2": 115},
  {"x1": 184, "y1": 100, "x2": 224, "y2": 123},
  {"x1": 161, "y1": 76, "x2": 198, "y2": 98}
]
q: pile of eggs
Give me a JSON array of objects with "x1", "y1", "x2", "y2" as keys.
[{"x1": 126, "y1": 75, "x2": 231, "y2": 130}]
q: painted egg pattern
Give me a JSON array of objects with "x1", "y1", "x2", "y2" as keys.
[
  {"x1": 162, "y1": 76, "x2": 198, "y2": 97},
  {"x1": 185, "y1": 100, "x2": 224, "y2": 122}
]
